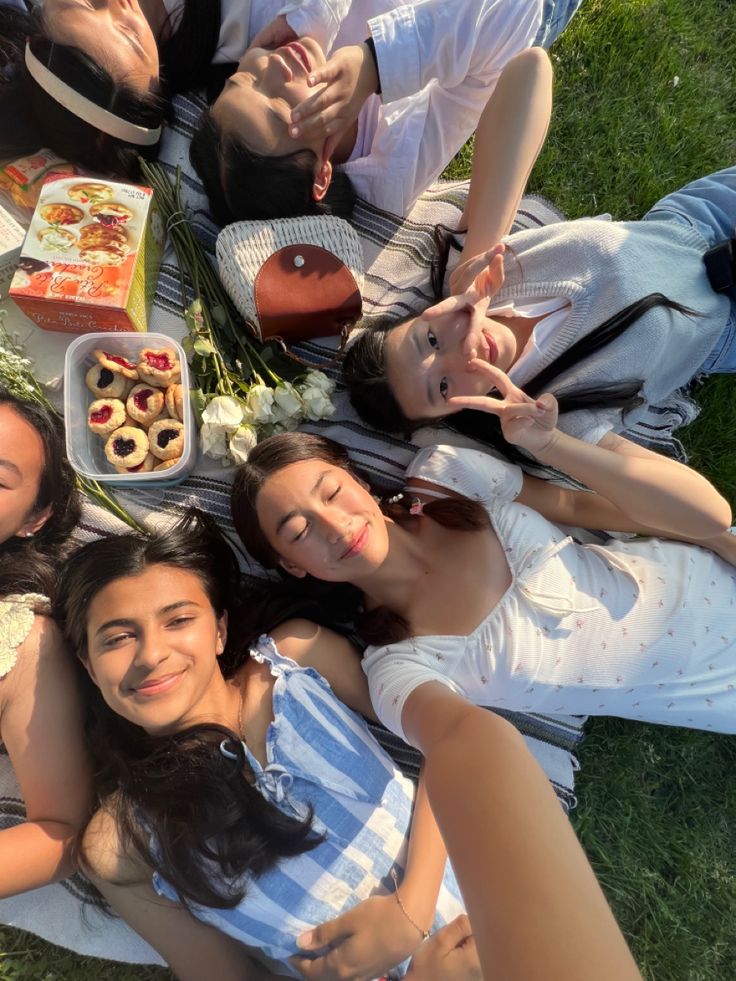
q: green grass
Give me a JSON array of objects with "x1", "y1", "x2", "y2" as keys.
[{"x1": 3, "y1": 0, "x2": 736, "y2": 976}]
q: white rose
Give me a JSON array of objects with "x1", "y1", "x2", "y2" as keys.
[
  {"x1": 272, "y1": 382, "x2": 304, "y2": 424},
  {"x1": 246, "y1": 384, "x2": 275, "y2": 423},
  {"x1": 302, "y1": 369, "x2": 335, "y2": 396},
  {"x1": 200, "y1": 422, "x2": 230, "y2": 460},
  {"x1": 201, "y1": 395, "x2": 244, "y2": 429},
  {"x1": 229, "y1": 424, "x2": 258, "y2": 464},
  {"x1": 301, "y1": 386, "x2": 335, "y2": 421}
]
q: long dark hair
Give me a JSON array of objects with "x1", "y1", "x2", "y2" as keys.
[
  {"x1": 231, "y1": 432, "x2": 490, "y2": 644},
  {"x1": 0, "y1": 1, "x2": 221, "y2": 177},
  {"x1": 343, "y1": 219, "x2": 701, "y2": 456},
  {"x1": 0, "y1": 391, "x2": 80, "y2": 600},
  {"x1": 190, "y1": 111, "x2": 358, "y2": 225},
  {"x1": 56, "y1": 510, "x2": 321, "y2": 910}
]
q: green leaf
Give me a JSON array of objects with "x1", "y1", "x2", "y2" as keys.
[{"x1": 193, "y1": 338, "x2": 216, "y2": 356}]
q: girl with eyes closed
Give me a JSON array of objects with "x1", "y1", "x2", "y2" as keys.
[
  {"x1": 0, "y1": 390, "x2": 89, "y2": 898},
  {"x1": 59, "y1": 510, "x2": 639, "y2": 981},
  {"x1": 230, "y1": 397, "x2": 736, "y2": 750},
  {"x1": 0, "y1": 0, "x2": 348, "y2": 178},
  {"x1": 191, "y1": 0, "x2": 574, "y2": 223}
]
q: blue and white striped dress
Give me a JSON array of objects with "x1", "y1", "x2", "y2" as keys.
[{"x1": 153, "y1": 636, "x2": 464, "y2": 978}]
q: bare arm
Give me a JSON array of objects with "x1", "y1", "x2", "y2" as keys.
[
  {"x1": 452, "y1": 47, "x2": 553, "y2": 293},
  {"x1": 274, "y1": 621, "x2": 448, "y2": 980},
  {"x1": 450, "y1": 368, "x2": 732, "y2": 539},
  {"x1": 401, "y1": 683, "x2": 642, "y2": 981},
  {"x1": 83, "y1": 808, "x2": 284, "y2": 981},
  {"x1": 0, "y1": 616, "x2": 91, "y2": 897}
]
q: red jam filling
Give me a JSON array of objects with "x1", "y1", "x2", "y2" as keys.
[
  {"x1": 114, "y1": 437, "x2": 137, "y2": 458},
  {"x1": 156, "y1": 428, "x2": 179, "y2": 449},
  {"x1": 127, "y1": 460, "x2": 145, "y2": 472},
  {"x1": 133, "y1": 388, "x2": 154, "y2": 410},
  {"x1": 145, "y1": 351, "x2": 172, "y2": 371},
  {"x1": 90, "y1": 405, "x2": 112, "y2": 424},
  {"x1": 103, "y1": 352, "x2": 136, "y2": 370}
]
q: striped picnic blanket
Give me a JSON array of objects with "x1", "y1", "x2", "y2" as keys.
[{"x1": 0, "y1": 91, "x2": 696, "y2": 964}]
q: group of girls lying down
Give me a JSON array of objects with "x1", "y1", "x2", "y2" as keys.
[{"x1": 1, "y1": 0, "x2": 736, "y2": 978}]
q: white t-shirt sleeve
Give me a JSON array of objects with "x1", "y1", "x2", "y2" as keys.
[
  {"x1": 369, "y1": 0, "x2": 542, "y2": 105},
  {"x1": 280, "y1": 0, "x2": 351, "y2": 52},
  {"x1": 407, "y1": 445, "x2": 524, "y2": 504},
  {"x1": 362, "y1": 643, "x2": 461, "y2": 743}
]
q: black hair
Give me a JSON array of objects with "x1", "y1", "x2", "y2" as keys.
[
  {"x1": 0, "y1": 390, "x2": 80, "y2": 600},
  {"x1": 344, "y1": 261, "x2": 701, "y2": 458},
  {"x1": 56, "y1": 509, "x2": 321, "y2": 911},
  {"x1": 231, "y1": 432, "x2": 490, "y2": 645},
  {"x1": 190, "y1": 111, "x2": 358, "y2": 225},
  {"x1": 0, "y1": 1, "x2": 221, "y2": 178}
]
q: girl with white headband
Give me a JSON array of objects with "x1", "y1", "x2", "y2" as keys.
[{"x1": 0, "y1": 0, "x2": 364, "y2": 178}]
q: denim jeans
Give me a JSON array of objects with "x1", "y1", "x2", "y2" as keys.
[
  {"x1": 643, "y1": 167, "x2": 736, "y2": 373},
  {"x1": 534, "y1": 0, "x2": 585, "y2": 47}
]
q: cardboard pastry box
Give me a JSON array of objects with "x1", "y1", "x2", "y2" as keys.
[
  {"x1": 0, "y1": 204, "x2": 24, "y2": 298},
  {"x1": 9, "y1": 176, "x2": 164, "y2": 333}
]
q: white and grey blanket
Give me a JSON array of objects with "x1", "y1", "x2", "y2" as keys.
[{"x1": 0, "y1": 91, "x2": 696, "y2": 964}]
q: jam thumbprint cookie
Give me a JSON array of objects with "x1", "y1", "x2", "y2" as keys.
[
  {"x1": 137, "y1": 348, "x2": 181, "y2": 386},
  {"x1": 164, "y1": 383, "x2": 185, "y2": 422},
  {"x1": 115, "y1": 452, "x2": 156, "y2": 474},
  {"x1": 148, "y1": 419, "x2": 184, "y2": 461},
  {"x1": 153, "y1": 457, "x2": 181, "y2": 472},
  {"x1": 93, "y1": 349, "x2": 139, "y2": 380},
  {"x1": 126, "y1": 384, "x2": 165, "y2": 426},
  {"x1": 88, "y1": 398, "x2": 126, "y2": 437},
  {"x1": 104, "y1": 427, "x2": 149, "y2": 469},
  {"x1": 85, "y1": 364, "x2": 129, "y2": 399}
]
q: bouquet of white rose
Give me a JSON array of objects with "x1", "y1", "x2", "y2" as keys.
[{"x1": 140, "y1": 163, "x2": 336, "y2": 466}]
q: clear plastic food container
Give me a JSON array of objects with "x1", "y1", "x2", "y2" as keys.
[{"x1": 64, "y1": 331, "x2": 196, "y2": 486}]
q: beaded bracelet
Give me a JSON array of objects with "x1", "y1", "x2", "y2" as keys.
[{"x1": 390, "y1": 869, "x2": 431, "y2": 940}]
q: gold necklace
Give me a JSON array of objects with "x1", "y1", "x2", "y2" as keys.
[{"x1": 236, "y1": 682, "x2": 247, "y2": 744}]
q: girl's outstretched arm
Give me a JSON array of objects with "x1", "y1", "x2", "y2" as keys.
[
  {"x1": 0, "y1": 616, "x2": 91, "y2": 897},
  {"x1": 451, "y1": 46, "x2": 553, "y2": 294},
  {"x1": 275, "y1": 622, "x2": 449, "y2": 981},
  {"x1": 402, "y1": 683, "x2": 642, "y2": 981},
  {"x1": 449, "y1": 365, "x2": 732, "y2": 539}
]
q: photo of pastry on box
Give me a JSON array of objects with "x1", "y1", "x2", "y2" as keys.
[{"x1": 9, "y1": 175, "x2": 164, "y2": 333}]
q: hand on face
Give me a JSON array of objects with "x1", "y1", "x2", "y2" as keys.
[
  {"x1": 448, "y1": 363, "x2": 559, "y2": 456},
  {"x1": 213, "y1": 37, "x2": 329, "y2": 158},
  {"x1": 288, "y1": 43, "x2": 378, "y2": 159}
]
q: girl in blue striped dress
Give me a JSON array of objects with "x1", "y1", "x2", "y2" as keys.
[{"x1": 56, "y1": 512, "x2": 463, "y2": 980}]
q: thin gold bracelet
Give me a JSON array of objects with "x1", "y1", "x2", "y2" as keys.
[{"x1": 390, "y1": 868, "x2": 431, "y2": 940}]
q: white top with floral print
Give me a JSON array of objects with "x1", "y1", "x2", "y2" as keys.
[{"x1": 363, "y1": 446, "x2": 736, "y2": 742}]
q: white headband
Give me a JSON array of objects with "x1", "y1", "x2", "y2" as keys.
[{"x1": 24, "y1": 43, "x2": 162, "y2": 147}]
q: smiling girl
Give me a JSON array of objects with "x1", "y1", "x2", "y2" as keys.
[
  {"x1": 343, "y1": 164, "x2": 736, "y2": 459},
  {"x1": 231, "y1": 391, "x2": 736, "y2": 744},
  {"x1": 0, "y1": 0, "x2": 352, "y2": 176},
  {"x1": 0, "y1": 391, "x2": 89, "y2": 898},
  {"x1": 192, "y1": 0, "x2": 569, "y2": 223},
  {"x1": 57, "y1": 511, "x2": 470, "y2": 980}
]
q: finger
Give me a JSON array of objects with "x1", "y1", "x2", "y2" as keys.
[
  {"x1": 461, "y1": 306, "x2": 491, "y2": 359},
  {"x1": 463, "y1": 359, "x2": 526, "y2": 402},
  {"x1": 421, "y1": 294, "x2": 473, "y2": 323},
  {"x1": 473, "y1": 248, "x2": 506, "y2": 298},
  {"x1": 296, "y1": 923, "x2": 351, "y2": 952},
  {"x1": 289, "y1": 946, "x2": 355, "y2": 981},
  {"x1": 305, "y1": 63, "x2": 341, "y2": 88},
  {"x1": 446, "y1": 394, "x2": 505, "y2": 415},
  {"x1": 440, "y1": 913, "x2": 474, "y2": 950}
]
